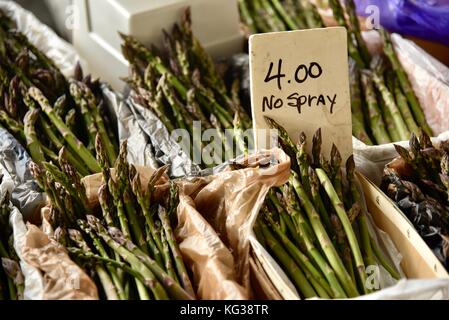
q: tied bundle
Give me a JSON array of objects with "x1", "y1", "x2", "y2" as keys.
[
  {"x1": 254, "y1": 117, "x2": 401, "y2": 299},
  {"x1": 121, "y1": 8, "x2": 252, "y2": 168},
  {"x1": 30, "y1": 134, "x2": 195, "y2": 300},
  {"x1": 0, "y1": 8, "x2": 118, "y2": 176}
]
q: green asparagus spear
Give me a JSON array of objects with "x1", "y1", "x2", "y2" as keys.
[
  {"x1": 28, "y1": 87, "x2": 100, "y2": 173},
  {"x1": 380, "y1": 29, "x2": 433, "y2": 136},
  {"x1": 315, "y1": 168, "x2": 367, "y2": 293}
]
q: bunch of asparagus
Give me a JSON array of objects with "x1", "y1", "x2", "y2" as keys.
[
  {"x1": 254, "y1": 117, "x2": 400, "y2": 299},
  {"x1": 121, "y1": 9, "x2": 252, "y2": 168},
  {"x1": 30, "y1": 135, "x2": 195, "y2": 300},
  {"x1": 0, "y1": 9, "x2": 118, "y2": 176},
  {"x1": 382, "y1": 132, "x2": 449, "y2": 269},
  {"x1": 238, "y1": 0, "x2": 433, "y2": 145},
  {"x1": 0, "y1": 179, "x2": 24, "y2": 300}
]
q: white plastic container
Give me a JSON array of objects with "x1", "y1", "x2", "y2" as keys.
[{"x1": 73, "y1": 0, "x2": 244, "y2": 91}]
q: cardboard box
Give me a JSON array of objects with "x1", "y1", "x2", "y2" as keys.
[
  {"x1": 357, "y1": 173, "x2": 449, "y2": 279},
  {"x1": 249, "y1": 172, "x2": 449, "y2": 300}
]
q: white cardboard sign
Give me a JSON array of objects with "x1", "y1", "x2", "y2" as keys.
[{"x1": 249, "y1": 27, "x2": 353, "y2": 161}]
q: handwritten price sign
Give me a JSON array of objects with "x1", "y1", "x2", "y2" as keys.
[{"x1": 250, "y1": 27, "x2": 353, "y2": 161}]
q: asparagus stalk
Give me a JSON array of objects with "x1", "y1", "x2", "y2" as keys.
[
  {"x1": 0, "y1": 110, "x2": 26, "y2": 143},
  {"x1": 330, "y1": 214, "x2": 356, "y2": 285},
  {"x1": 328, "y1": 0, "x2": 365, "y2": 68},
  {"x1": 158, "y1": 206, "x2": 195, "y2": 297},
  {"x1": 349, "y1": 63, "x2": 372, "y2": 144},
  {"x1": 23, "y1": 108, "x2": 45, "y2": 163},
  {"x1": 88, "y1": 216, "x2": 193, "y2": 300},
  {"x1": 315, "y1": 168, "x2": 367, "y2": 293},
  {"x1": 283, "y1": 184, "x2": 347, "y2": 299},
  {"x1": 252, "y1": 0, "x2": 272, "y2": 33},
  {"x1": 259, "y1": 0, "x2": 286, "y2": 31},
  {"x1": 257, "y1": 219, "x2": 317, "y2": 298},
  {"x1": 130, "y1": 170, "x2": 165, "y2": 267},
  {"x1": 238, "y1": 0, "x2": 257, "y2": 34},
  {"x1": 268, "y1": 190, "x2": 302, "y2": 247},
  {"x1": 393, "y1": 78, "x2": 419, "y2": 135},
  {"x1": 288, "y1": 174, "x2": 355, "y2": 297},
  {"x1": 344, "y1": 0, "x2": 371, "y2": 66},
  {"x1": 28, "y1": 87, "x2": 100, "y2": 173},
  {"x1": 380, "y1": 29, "x2": 433, "y2": 136},
  {"x1": 69, "y1": 82, "x2": 96, "y2": 152},
  {"x1": 263, "y1": 210, "x2": 333, "y2": 298},
  {"x1": 270, "y1": 0, "x2": 299, "y2": 30},
  {"x1": 86, "y1": 216, "x2": 171, "y2": 300},
  {"x1": 108, "y1": 177, "x2": 131, "y2": 239},
  {"x1": 360, "y1": 71, "x2": 391, "y2": 144},
  {"x1": 80, "y1": 82, "x2": 117, "y2": 164},
  {"x1": 371, "y1": 62, "x2": 409, "y2": 141},
  {"x1": 308, "y1": 166, "x2": 334, "y2": 238},
  {"x1": 68, "y1": 228, "x2": 120, "y2": 300}
]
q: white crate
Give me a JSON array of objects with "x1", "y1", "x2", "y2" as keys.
[{"x1": 73, "y1": 0, "x2": 244, "y2": 91}]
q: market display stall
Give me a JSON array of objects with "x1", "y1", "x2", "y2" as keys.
[{"x1": 0, "y1": 0, "x2": 448, "y2": 300}]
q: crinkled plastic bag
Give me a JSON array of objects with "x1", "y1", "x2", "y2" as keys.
[
  {"x1": 126, "y1": 93, "x2": 200, "y2": 177},
  {"x1": 183, "y1": 149, "x2": 291, "y2": 297},
  {"x1": 355, "y1": 0, "x2": 449, "y2": 46},
  {"x1": 1, "y1": 174, "x2": 45, "y2": 300},
  {"x1": 21, "y1": 224, "x2": 98, "y2": 300}
]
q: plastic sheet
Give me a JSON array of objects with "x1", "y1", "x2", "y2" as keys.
[
  {"x1": 355, "y1": 0, "x2": 449, "y2": 46},
  {"x1": 126, "y1": 93, "x2": 200, "y2": 177},
  {"x1": 0, "y1": 127, "x2": 44, "y2": 222},
  {"x1": 358, "y1": 278, "x2": 449, "y2": 300},
  {"x1": 185, "y1": 149, "x2": 291, "y2": 298},
  {"x1": 21, "y1": 224, "x2": 98, "y2": 300},
  {"x1": 102, "y1": 85, "x2": 159, "y2": 169},
  {"x1": 0, "y1": 174, "x2": 44, "y2": 300}
]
